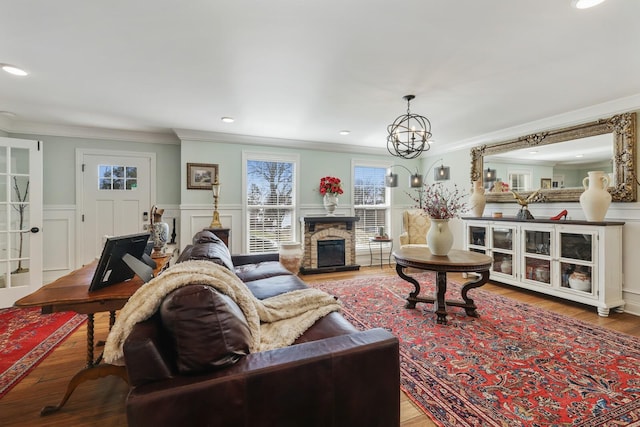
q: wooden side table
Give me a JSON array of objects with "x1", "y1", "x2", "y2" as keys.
[
  {"x1": 204, "y1": 227, "x2": 230, "y2": 248},
  {"x1": 368, "y1": 237, "x2": 393, "y2": 268},
  {"x1": 14, "y1": 255, "x2": 171, "y2": 416}
]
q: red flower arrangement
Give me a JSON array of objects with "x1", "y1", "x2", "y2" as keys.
[{"x1": 319, "y1": 176, "x2": 344, "y2": 196}]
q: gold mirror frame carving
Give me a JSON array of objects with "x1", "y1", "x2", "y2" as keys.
[{"x1": 470, "y1": 112, "x2": 637, "y2": 203}]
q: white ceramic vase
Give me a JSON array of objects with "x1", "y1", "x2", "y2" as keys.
[
  {"x1": 323, "y1": 193, "x2": 338, "y2": 216},
  {"x1": 151, "y1": 221, "x2": 170, "y2": 257},
  {"x1": 150, "y1": 206, "x2": 169, "y2": 258},
  {"x1": 469, "y1": 180, "x2": 486, "y2": 217},
  {"x1": 579, "y1": 171, "x2": 611, "y2": 221},
  {"x1": 427, "y1": 219, "x2": 454, "y2": 256},
  {"x1": 279, "y1": 242, "x2": 304, "y2": 274}
]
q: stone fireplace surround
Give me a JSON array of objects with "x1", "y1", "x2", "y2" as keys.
[{"x1": 300, "y1": 216, "x2": 360, "y2": 274}]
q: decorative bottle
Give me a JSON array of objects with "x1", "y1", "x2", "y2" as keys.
[
  {"x1": 150, "y1": 205, "x2": 170, "y2": 258},
  {"x1": 579, "y1": 171, "x2": 611, "y2": 221}
]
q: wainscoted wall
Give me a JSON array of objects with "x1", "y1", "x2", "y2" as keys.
[
  {"x1": 43, "y1": 204, "x2": 181, "y2": 284},
  {"x1": 43, "y1": 205, "x2": 76, "y2": 284}
]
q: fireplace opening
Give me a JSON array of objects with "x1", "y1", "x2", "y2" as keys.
[{"x1": 317, "y1": 239, "x2": 345, "y2": 268}]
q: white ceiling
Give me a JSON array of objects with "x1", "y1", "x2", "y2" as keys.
[{"x1": 1, "y1": 0, "x2": 640, "y2": 154}]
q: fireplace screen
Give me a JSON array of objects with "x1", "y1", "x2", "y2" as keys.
[{"x1": 317, "y1": 239, "x2": 345, "y2": 268}]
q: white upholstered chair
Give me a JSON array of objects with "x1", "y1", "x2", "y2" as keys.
[{"x1": 399, "y1": 209, "x2": 430, "y2": 248}]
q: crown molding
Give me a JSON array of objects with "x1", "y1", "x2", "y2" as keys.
[
  {"x1": 443, "y1": 93, "x2": 640, "y2": 154},
  {"x1": 173, "y1": 128, "x2": 387, "y2": 155},
  {"x1": 4, "y1": 120, "x2": 180, "y2": 144}
]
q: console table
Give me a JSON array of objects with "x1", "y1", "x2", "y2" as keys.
[
  {"x1": 14, "y1": 254, "x2": 171, "y2": 416},
  {"x1": 462, "y1": 217, "x2": 625, "y2": 316}
]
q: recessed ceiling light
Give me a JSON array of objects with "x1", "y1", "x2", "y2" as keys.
[
  {"x1": 221, "y1": 117, "x2": 234, "y2": 123},
  {"x1": 576, "y1": 154, "x2": 584, "y2": 158},
  {"x1": 1, "y1": 64, "x2": 28, "y2": 76},
  {"x1": 529, "y1": 150, "x2": 538, "y2": 154},
  {"x1": 571, "y1": 0, "x2": 607, "y2": 9},
  {"x1": 339, "y1": 130, "x2": 350, "y2": 135}
]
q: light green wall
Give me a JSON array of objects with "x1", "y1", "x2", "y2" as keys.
[
  {"x1": 181, "y1": 139, "x2": 421, "y2": 206},
  {"x1": 9, "y1": 133, "x2": 180, "y2": 205}
]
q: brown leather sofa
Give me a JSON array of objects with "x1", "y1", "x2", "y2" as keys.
[{"x1": 122, "y1": 230, "x2": 400, "y2": 427}]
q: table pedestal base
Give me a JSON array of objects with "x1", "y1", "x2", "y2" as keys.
[{"x1": 397, "y1": 264, "x2": 490, "y2": 324}]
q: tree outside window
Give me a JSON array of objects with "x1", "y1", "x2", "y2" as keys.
[
  {"x1": 246, "y1": 159, "x2": 296, "y2": 253},
  {"x1": 353, "y1": 165, "x2": 388, "y2": 249}
]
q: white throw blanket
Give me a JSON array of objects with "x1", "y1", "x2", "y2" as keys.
[{"x1": 103, "y1": 259, "x2": 341, "y2": 366}]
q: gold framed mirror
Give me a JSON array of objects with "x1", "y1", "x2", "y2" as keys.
[{"x1": 470, "y1": 112, "x2": 637, "y2": 203}]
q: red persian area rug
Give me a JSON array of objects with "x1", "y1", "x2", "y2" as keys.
[
  {"x1": 312, "y1": 273, "x2": 640, "y2": 427},
  {"x1": 0, "y1": 307, "x2": 85, "y2": 398}
]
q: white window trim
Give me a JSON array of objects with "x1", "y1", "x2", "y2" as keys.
[
  {"x1": 351, "y1": 159, "x2": 394, "y2": 252},
  {"x1": 242, "y1": 151, "x2": 300, "y2": 253}
]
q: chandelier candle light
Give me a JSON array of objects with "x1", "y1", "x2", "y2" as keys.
[
  {"x1": 387, "y1": 94, "x2": 432, "y2": 159},
  {"x1": 210, "y1": 175, "x2": 222, "y2": 228}
]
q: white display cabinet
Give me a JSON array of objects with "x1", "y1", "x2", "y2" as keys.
[{"x1": 463, "y1": 218, "x2": 625, "y2": 316}]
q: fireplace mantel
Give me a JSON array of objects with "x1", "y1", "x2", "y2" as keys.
[{"x1": 301, "y1": 216, "x2": 359, "y2": 232}]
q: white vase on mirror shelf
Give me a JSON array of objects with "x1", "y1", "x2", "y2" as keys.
[
  {"x1": 469, "y1": 180, "x2": 486, "y2": 217},
  {"x1": 579, "y1": 171, "x2": 611, "y2": 221}
]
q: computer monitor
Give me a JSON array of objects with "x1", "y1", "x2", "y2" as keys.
[{"x1": 89, "y1": 232, "x2": 156, "y2": 292}]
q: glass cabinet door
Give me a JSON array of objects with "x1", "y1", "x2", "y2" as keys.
[
  {"x1": 491, "y1": 227, "x2": 513, "y2": 250},
  {"x1": 522, "y1": 226, "x2": 554, "y2": 286},
  {"x1": 524, "y1": 229, "x2": 551, "y2": 256},
  {"x1": 468, "y1": 225, "x2": 487, "y2": 247},
  {"x1": 491, "y1": 226, "x2": 515, "y2": 276},
  {"x1": 558, "y1": 230, "x2": 595, "y2": 294},
  {"x1": 559, "y1": 232, "x2": 593, "y2": 262}
]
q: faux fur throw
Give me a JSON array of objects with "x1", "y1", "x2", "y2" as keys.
[{"x1": 103, "y1": 259, "x2": 341, "y2": 366}]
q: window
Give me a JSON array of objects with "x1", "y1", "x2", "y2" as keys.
[
  {"x1": 353, "y1": 164, "x2": 389, "y2": 250},
  {"x1": 98, "y1": 165, "x2": 137, "y2": 190},
  {"x1": 244, "y1": 153, "x2": 298, "y2": 253},
  {"x1": 508, "y1": 170, "x2": 532, "y2": 192}
]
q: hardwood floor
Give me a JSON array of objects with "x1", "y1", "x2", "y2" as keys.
[{"x1": 1, "y1": 266, "x2": 639, "y2": 426}]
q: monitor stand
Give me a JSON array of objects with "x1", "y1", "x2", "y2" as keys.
[{"x1": 122, "y1": 253, "x2": 155, "y2": 283}]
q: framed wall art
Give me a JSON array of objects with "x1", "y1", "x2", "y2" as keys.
[
  {"x1": 187, "y1": 163, "x2": 218, "y2": 190},
  {"x1": 540, "y1": 178, "x2": 552, "y2": 189}
]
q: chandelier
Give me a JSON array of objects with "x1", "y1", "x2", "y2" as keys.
[{"x1": 386, "y1": 94, "x2": 432, "y2": 159}]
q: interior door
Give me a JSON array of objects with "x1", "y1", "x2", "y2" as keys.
[
  {"x1": 78, "y1": 150, "x2": 154, "y2": 266},
  {"x1": 0, "y1": 137, "x2": 43, "y2": 308}
]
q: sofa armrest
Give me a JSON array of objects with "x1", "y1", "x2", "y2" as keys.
[
  {"x1": 231, "y1": 252, "x2": 279, "y2": 266},
  {"x1": 126, "y1": 328, "x2": 400, "y2": 427},
  {"x1": 124, "y1": 316, "x2": 175, "y2": 386}
]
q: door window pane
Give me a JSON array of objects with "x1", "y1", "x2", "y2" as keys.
[{"x1": 98, "y1": 165, "x2": 138, "y2": 190}]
